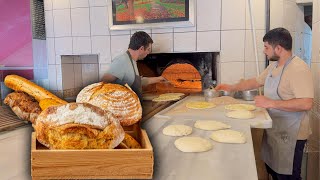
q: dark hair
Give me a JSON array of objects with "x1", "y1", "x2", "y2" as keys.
[
  {"x1": 263, "y1": 27, "x2": 292, "y2": 51},
  {"x1": 128, "y1": 31, "x2": 153, "y2": 50}
]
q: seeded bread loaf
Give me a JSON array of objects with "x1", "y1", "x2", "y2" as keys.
[
  {"x1": 76, "y1": 82, "x2": 142, "y2": 126},
  {"x1": 35, "y1": 103, "x2": 125, "y2": 149},
  {"x1": 4, "y1": 92, "x2": 41, "y2": 123}
]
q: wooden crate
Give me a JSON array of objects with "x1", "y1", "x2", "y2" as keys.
[{"x1": 31, "y1": 125, "x2": 153, "y2": 179}]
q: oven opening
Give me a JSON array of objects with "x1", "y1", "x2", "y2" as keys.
[{"x1": 138, "y1": 52, "x2": 218, "y2": 94}]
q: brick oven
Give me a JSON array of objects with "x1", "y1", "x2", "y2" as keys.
[{"x1": 138, "y1": 52, "x2": 218, "y2": 94}]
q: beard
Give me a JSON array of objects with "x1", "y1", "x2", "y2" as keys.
[{"x1": 268, "y1": 54, "x2": 280, "y2": 61}]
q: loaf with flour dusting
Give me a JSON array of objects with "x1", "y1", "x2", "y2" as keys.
[
  {"x1": 76, "y1": 82, "x2": 142, "y2": 126},
  {"x1": 35, "y1": 103, "x2": 125, "y2": 149}
]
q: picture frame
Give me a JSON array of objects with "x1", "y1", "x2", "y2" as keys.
[{"x1": 109, "y1": 0, "x2": 195, "y2": 30}]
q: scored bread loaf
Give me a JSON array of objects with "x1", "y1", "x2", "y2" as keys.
[
  {"x1": 76, "y1": 82, "x2": 142, "y2": 126},
  {"x1": 35, "y1": 103, "x2": 125, "y2": 149},
  {"x1": 4, "y1": 92, "x2": 41, "y2": 124},
  {"x1": 4, "y1": 75, "x2": 67, "y2": 104}
]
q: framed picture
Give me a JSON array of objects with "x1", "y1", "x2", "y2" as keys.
[{"x1": 109, "y1": 0, "x2": 195, "y2": 30}]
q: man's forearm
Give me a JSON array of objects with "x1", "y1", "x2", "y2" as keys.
[
  {"x1": 270, "y1": 98, "x2": 313, "y2": 112},
  {"x1": 101, "y1": 74, "x2": 117, "y2": 83},
  {"x1": 233, "y1": 78, "x2": 262, "y2": 91},
  {"x1": 142, "y1": 77, "x2": 163, "y2": 87}
]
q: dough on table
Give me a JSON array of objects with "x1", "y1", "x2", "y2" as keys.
[
  {"x1": 174, "y1": 137, "x2": 213, "y2": 152},
  {"x1": 226, "y1": 110, "x2": 255, "y2": 119},
  {"x1": 159, "y1": 93, "x2": 185, "y2": 98},
  {"x1": 194, "y1": 120, "x2": 231, "y2": 131},
  {"x1": 152, "y1": 93, "x2": 185, "y2": 102},
  {"x1": 152, "y1": 95, "x2": 181, "y2": 102},
  {"x1": 225, "y1": 104, "x2": 256, "y2": 111},
  {"x1": 210, "y1": 96, "x2": 240, "y2": 105},
  {"x1": 162, "y1": 125, "x2": 192, "y2": 136},
  {"x1": 210, "y1": 129, "x2": 246, "y2": 144},
  {"x1": 186, "y1": 101, "x2": 216, "y2": 109}
]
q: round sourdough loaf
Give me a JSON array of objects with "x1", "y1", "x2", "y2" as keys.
[
  {"x1": 76, "y1": 82, "x2": 142, "y2": 126},
  {"x1": 35, "y1": 103, "x2": 125, "y2": 149}
]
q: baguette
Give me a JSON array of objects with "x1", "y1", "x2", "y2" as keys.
[
  {"x1": 4, "y1": 75, "x2": 67, "y2": 104},
  {"x1": 39, "y1": 98, "x2": 67, "y2": 111}
]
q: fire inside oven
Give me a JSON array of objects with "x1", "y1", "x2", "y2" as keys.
[{"x1": 138, "y1": 52, "x2": 217, "y2": 94}]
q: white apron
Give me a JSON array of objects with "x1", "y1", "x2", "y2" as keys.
[{"x1": 261, "y1": 56, "x2": 305, "y2": 174}]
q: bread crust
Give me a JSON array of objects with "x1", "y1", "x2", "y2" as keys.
[
  {"x1": 4, "y1": 92, "x2": 41, "y2": 123},
  {"x1": 116, "y1": 133, "x2": 141, "y2": 149},
  {"x1": 35, "y1": 103, "x2": 125, "y2": 149},
  {"x1": 76, "y1": 83, "x2": 142, "y2": 126},
  {"x1": 4, "y1": 75, "x2": 67, "y2": 104}
]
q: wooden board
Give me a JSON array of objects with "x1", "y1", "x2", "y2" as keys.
[{"x1": 31, "y1": 126, "x2": 153, "y2": 179}]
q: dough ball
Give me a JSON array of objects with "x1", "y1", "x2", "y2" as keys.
[
  {"x1": 174, "y1": 137, "x2": 213, "y2": 152},
  {"x1": 210, "y1": 129, "x2": 246, "y2": 144},
  {"x1": 194, "y1": 120, "x2": 231, "y2": 131},
  {"x1": 162, "y1": 125, "x2": 192, "y2": 136}
]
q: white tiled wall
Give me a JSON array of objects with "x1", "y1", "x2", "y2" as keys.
[
  {"x1": 43, "y1": 0, "x2": 305, "y2": 91},
  {"x1": 309, "y1": 1, "x2": 320, "y2": 179}
]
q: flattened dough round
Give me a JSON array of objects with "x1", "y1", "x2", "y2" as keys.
[
  {"x1": 210, "y1": 129, "x2": 246, "y2": 144},
  {"x1": 226, "y1": 110, "x2": 255, "y2": 119},
  {"x1": 225, "y1": 104, "x2": 256, "y2": 111},
  {"x1": 194, "y1": 120, "x2": 231, "y2": 131},
  {"x1": 162, "y1": 125, "x2": 192, "y2": 136},
  {"x1": 174, "y1": 137, "x2": 213, "y2": 152},
  {"x1": 159, "y1": 93, "x2": 185, "y2": 98},
  {"x1": 186, "y1": 101, "x2": 216, "y2": 109},
  {"x1": 153, "y1": 96, "x2": 181, "y2": 102}
]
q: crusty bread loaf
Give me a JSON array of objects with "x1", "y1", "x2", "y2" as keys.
[
  {"x1": 76, "y1": 82, "x2": 142, "y2": 126},
  {"x1": 35, "y1": 103, "x2": 125, "y2": 149},
  {"x1": 116, "y1": 133, "x2": 141, "y2": 149},
  {"x1": 4, "y1": 75, "x2": 67, "y2": 104},
  {"x1": 4, "y1": 92, "x2": 41, "y2": 124}
]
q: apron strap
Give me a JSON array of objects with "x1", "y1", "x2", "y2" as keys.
[{"x1": 126, "y1": 50, "x2": 138, "y2": 76}]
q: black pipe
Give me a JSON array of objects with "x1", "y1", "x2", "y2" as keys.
[{"x1": 265, "y1": 0, "x2": 270, "y2": 67}]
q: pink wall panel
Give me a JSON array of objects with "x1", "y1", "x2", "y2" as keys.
[{"x1": 0, "y1": 0, "x2": 33, "y2": 67}]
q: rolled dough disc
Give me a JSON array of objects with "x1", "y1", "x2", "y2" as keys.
[
  {"x1": 159, "y1": 93, "x2": 185, "y2": 98},
  {"x1": 194, "y1": 120, "x2": 231, "y2": 131},
  {"x1": 152, "y1": 95, "x2": 181, "y2": 102},
  {"x1": 226, "y1": 110, "x2": 255, "y2": 119},
  {"x1": 162, "y1": 125, "x2": 193, "y2": 136},
  {"x1": 186, "y1": 101, "x2": 216, "y2": 109},
  {"x1": 210, "y1": 129, "x2": 246, "y2": 144},
  {"x1": 174, "y1": 137, "x2": 213, "y2": 152},
  {"x1": 225, "y1": 104, "x2": 256, "y2": 111}
]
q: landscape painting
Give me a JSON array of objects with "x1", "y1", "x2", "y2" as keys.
[{"x1": 112, "y1": 0, "x2": 189, "y2": 25}]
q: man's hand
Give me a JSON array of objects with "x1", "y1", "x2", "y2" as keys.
[
  {"x1": 215, "y1": 84, "x2": 235, "y2": 92},
  {"x1": 254, "y1": 95, "x2": 275, "y2": 108},
  {"x1": 156, "y1": 76, "x2": 168, "y2": 83},
  {"x1": 142, "y1": 76, "x2": 169, "y2": 86}
]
